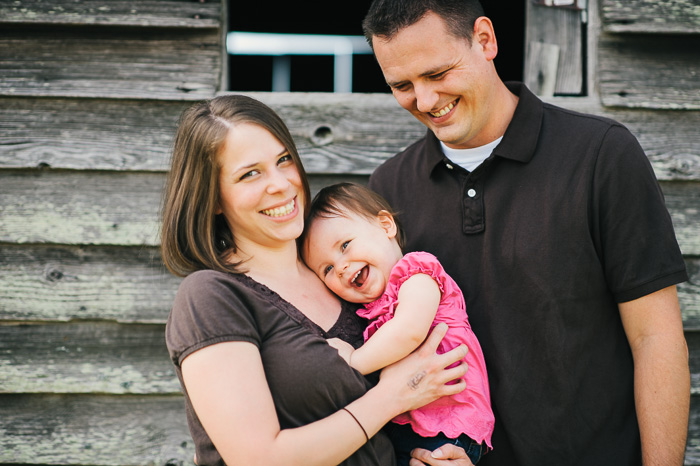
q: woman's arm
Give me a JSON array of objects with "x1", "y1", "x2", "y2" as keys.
[
  {"x1": 182, "y1": 323, "x2": 466, "y2": 466},
  {"x1": 349, "y1": 273, "x2": 441, "y2": 375}
]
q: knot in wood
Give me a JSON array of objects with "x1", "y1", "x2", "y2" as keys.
[
  {"x1": 45, "y1": 268, "x2": 64, "y2": 282},
  {"x1": 311, "y1": 125, "x2": 333, "y2": 146}
]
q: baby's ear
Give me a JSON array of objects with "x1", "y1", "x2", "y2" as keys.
[{"x1": 377, "y1": 210, "x2": 398, "y2": 239}]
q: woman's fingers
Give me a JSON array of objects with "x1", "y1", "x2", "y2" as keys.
[{"x1": 409, "y1": 444, "x2": 475, "y2": 465}]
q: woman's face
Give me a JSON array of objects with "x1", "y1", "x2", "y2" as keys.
[{"x1": 215, "y1": 123, "x2": 305, "y2": 252}]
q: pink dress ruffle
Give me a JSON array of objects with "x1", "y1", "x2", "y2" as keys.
[{"x1": 357, "y1": 252, "x2": 494, "y2": 447}]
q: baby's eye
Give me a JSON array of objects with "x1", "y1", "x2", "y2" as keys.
[
  {"x1": 341, "y1": 241, "x2": 350, "y2": 251},
  {"x1": 323, "y1": 264, "x2": 334, "y2": 276}
]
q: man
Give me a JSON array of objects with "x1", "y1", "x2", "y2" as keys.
[{"x1": 363, "y1": 1, "x2": 690, "y2": 465}]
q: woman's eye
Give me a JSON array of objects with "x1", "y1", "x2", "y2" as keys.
[
  {"x1": 239, "y1": 169, "x2": 259, "y2": 180},
  {"x1": 278, "y1": 154, "x2": 293, "y2": 165}
]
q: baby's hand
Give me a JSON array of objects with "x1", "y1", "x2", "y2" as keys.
[{"x1": 327, "y1": 337, "x2": 355, "y2": 366}]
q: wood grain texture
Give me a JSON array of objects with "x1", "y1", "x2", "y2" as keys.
[
  {"x1": 0, "y1": 322, "x2": 178, "y2": 394},
  {"x1": 1, "y1": 94, "x2": 699, "y2": 179},
  {"x1": 524, "y1": 2, "x2": 583, "y2": 95},
  {"x1": 0, "y1": 171, "x2": 164, "y2": 246},
  {"x1": 0, "y1": 244, "x2": 179, "y2": 323},
  {"x1": 0, "y1": 98, "x2": 188, "y2": 171},
  {"x1": 3, "y1": 171, "x2": 699, "y2": 253},
  {"x1": 0, "y1": 394, "x2": 193, "y2": 465},
  {"x1": 0, "y1": 248, "x2": 697, "y2": 326},
  {"x1": 0, "y1": 25, "x2": 222, "y2": 100},
  {"x1": 0, "y1": 0, "x2": 222, "y2": 28},
  {"x1": 601, "y1": 0, "x2": 700, "y2": 34},
  {"x1": 598, "y1": 33, "x2": 700, "y2": 109}
]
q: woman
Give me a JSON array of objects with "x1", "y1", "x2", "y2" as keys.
[{"x1": 161, "y1": 94, "x2": 472, "y2": 466}]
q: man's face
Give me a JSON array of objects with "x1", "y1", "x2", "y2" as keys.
[{"x1": 372, "y1": 12, "x2": 500, "y2": 149}]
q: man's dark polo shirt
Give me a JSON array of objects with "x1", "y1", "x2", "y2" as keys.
[{"x1": 368, "y1": 83, "x2": 687, "y2": 466}]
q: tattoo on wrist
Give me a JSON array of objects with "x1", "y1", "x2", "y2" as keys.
[{"x1": 408, "y1": 371, "x2": 426, "y2": 390}]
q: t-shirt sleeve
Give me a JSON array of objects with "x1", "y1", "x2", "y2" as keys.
[
  {"x1": 165, "y1": 270, "x2": 261, "y2": 367},
  {"x1": 592, "y1": 124, "x2": 688, "y2": 302},
  {"x1": 392, "y1": 251, "x2": 448, "y2": 297}
]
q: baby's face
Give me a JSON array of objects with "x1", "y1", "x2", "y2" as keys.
[{"x1": 303, "y1": 212, "x2": 403, "y2": 303}]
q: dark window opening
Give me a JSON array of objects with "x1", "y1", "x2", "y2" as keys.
[{"x1": 227, "y1": 1, "x2": 525, "y2": 93}]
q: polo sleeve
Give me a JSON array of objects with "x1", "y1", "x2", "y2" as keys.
[
  {"x1": 165, "y1": 270, "x2": 261, "y2": 366},
  {"x1": 592, "y1": 124, "x2": 687, "y2": 303}
]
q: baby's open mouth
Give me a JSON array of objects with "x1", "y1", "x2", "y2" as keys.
[{"x1": 351, "y1": 266, "x2": 369, "y2": 288}]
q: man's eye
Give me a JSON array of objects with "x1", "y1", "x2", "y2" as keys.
[{"x1": 323, "y1": 265, "x2": 334, "y2": 276}]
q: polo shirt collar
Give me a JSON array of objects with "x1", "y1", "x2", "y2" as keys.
[
  {"x1": 421, "y1": 81, "x2": 543, "y2": 176},
  {"x1": 493, "y1": 82, "x2": 543, "y2": 164}
]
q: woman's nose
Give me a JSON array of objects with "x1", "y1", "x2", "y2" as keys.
[{"x1": 266, "y1": 168, "x2": 291, "y2": 193}]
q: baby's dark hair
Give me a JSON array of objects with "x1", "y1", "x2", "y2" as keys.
[{"x1": 300, "y1": 182, "x2": 406, "y2": 250}]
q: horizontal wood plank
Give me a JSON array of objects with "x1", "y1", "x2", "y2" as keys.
[
  {"x1": 5, "y1": 320, "x2": 700, "y2": 397},
  {"x1": 0, "y1": 244, "x2": 180, "y2": 323},
  {"x1": 598, "y1": 33, "x2": 700, "y2": 109},
  {"x1": 0, "y1": 394, "x2": 192, "y2": 465},
  {"x1": 0, "y1": 171, "x2": 164, "y2": 246},
  {"x1": 0, "y1": 244, "x2": 698, "y2": 326},
  {"x1": 1, "y1": 94, "x2": 699, "y2": 180},
  {"x1": 0, "y1": 394, "x2": 698, "y2": 465},
  {"x1": 0, "y1": 26, "x2": 221, "y2": 100},
  {"x1": 0, "y1": 0, "x2": 222, "y2": 28},
  {"x1": 602, "y1": 0, "x2": 700, "y2": 34},
  {"x1": 0, "y1": 395, "x2": 698, "y2": 465},
  {"x1": 2, "y1": 170, "x2": 699, "y2": 253},
  {"x1": 0, "y1": 98, "x2": 189, "y2": 171},
  {"x1": 0, "y1": 322, "x2": 178, "y2": 394}
]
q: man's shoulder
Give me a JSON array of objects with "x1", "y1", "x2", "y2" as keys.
[
  {"x1": 373, "y1": 133, "x2": 431, "y2": 178},
  {"x1": 542, "y1": 100, "x2": 626, "y2": 133}
]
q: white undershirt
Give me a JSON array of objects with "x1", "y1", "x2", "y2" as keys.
[{"x1": 440, "y1": 136, "x2": 503, "y2": 173}]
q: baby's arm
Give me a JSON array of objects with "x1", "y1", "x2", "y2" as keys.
[{"x1": 348, "y1": 273, "x2": 441, "y2": 375}]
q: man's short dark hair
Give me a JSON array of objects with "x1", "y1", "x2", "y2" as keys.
[{"x1": 362, "y1": 0, "x2": 485, "y2": 46}]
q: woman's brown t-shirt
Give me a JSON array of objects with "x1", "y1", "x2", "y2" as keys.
[{"x1": 166, "y1": 269, "x2": 396, "y2": 466}]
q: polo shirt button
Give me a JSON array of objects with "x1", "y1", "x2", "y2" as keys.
[
  {"x1": 446, "y1": 163, "x2": 454, "y2": 170},
  {"x1": 467, "y1": 188, "x2": 477, "y2": 198}
]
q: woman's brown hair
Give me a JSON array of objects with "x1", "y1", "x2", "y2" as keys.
[{"x1": 161, "y1": 94, "x2": 311, "y2": 277}]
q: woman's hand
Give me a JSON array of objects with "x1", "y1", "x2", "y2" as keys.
[
  {"x1": 378, "y1": 323, "x2": 468, "y2": 413},
  {"x1": 409, "y1": 444, "x2": 475, "y2": 465}
]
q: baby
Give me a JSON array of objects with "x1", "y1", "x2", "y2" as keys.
[{"x1": 300, "y1": 182, "x2": 494, "y2": 465}]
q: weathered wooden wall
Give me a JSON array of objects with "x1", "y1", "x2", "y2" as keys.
[
  {"x1": 0, "y1": 0, "x2": 699, "y2": 464},
  {"x1": 0, "y1": 1, "x2": 224, "y2": 464},
  {"x1": 598, "y1": 0, "x2": 700, "y2": 462}
]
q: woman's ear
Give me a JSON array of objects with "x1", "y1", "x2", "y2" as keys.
[{"x1": 377, "y1": 210, "x2": 398, "y2": 239}]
